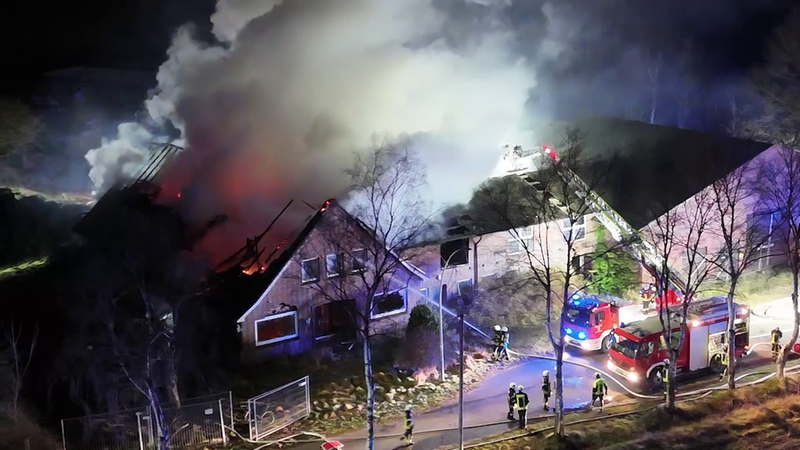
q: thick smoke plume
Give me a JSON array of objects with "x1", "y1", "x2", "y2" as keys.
[{"x1": 86, "y1": 0, "x2": 535, "y2": 261}]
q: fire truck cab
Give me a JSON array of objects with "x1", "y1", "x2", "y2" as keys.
[
  {"x1": 563, "y1": 293, "x2": 648, "y2": 352},
  {"x1": 606, "y1": 296, "x2": 750, "y2": 390}
]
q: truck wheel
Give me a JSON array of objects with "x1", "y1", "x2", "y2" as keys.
[
  {"x1": 601, "y1": 336, "x2": 611, "y2": 353},
  {"x1": 648, "y1": 368, "x2": 663, "y2": 391}
]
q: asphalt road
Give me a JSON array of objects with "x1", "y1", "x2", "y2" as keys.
[{"x1": 294, "y1": 297, "x2": 797, "y2": 450}]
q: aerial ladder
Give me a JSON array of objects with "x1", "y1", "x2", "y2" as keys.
[{"x1": 502, "y1": 144, "x2": 687, "y2": 307}]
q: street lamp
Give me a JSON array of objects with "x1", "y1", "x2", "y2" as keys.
[{"x1": 439, "y1": 247, "x2": 469, "y2": 382}]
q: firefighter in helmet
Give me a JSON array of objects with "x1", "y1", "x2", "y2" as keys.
[
  {"x1": 500, "y1": 326, "x2": 510, "y2": 360},
  {"x1": 402, "y1": 405, "x2": 414, "y2": 445},
  {"x1": 662, "y1": 359, "x2": 670, "y2": 400},
  {"x1": 493, "y1": 325, "x2": 503, "y2": 358},
  {"x1": 507, "y1": 382, "x2": 517, "y2": 420},
  {"x1": 515, "y1": 385, "x2": 530, "y2": 429},
  {"x1": 542, "y1": 370, "x2": 552, "y2": 411},
  {"x1": 771, "y1": 327, "x2": 783, "y2": 360},
  {"x1": 591, "y1": 372, "x2": 608, "y2": 411}
]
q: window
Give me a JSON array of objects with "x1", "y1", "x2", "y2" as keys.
[
  {"x1": 457, "y1": 279, "x2": 473, "y2": 297},
  {"x1": 420, "y1": 288, "x2": 429, "y2": 301},
  {"x1": 565, "y1": 308, "x2": 590, "y2": 327},
  {"x1": 507, "y1": 226, "x2": 534, "y2": 254},
  {"x1": 441, "y1": 239, "x2": 469, "y2": 267},
  {"x1": 561, "y1": 216, "x2": 586, "y2": 241},
  {"x1": 326, "y1": 253, "x2": 343, "y2": 278},
  {"x1": 351, "y1": 249, "x2": 367, "y2": 272},
  {"x1": 593, "y1": 311, "x2": 605, "y2": 326},
  {"x1": 301, "y1": 258, "x2": 320, "y2": 283},
  {"x1": 314, "y1": 300, "x2": 356, "y2": 340},
  {"x1": 372, "y1": 289, "x2": 408, "y2": 318},
  {"x1": 255, "y1": 311, "x2": 299, "y2": 346},
  {"x1": 659, "y1": 331, "x2": 683, "y2": 351}
]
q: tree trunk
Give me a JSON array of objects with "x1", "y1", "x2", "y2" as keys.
[
  {"x1": 363, "y1": 331, "x2": 375, "y2": 450},
  {"x1": 778, "y1": 266, "x2": 800, "y2": 382},
  {"x1": 167, "y1": 344, "x2": 181, "y2": 407},
  {"x1": 554, "y1": 346, "x2": 565, "y2": 437},
  {"x1": 726, "y1": 278, "x2": 738, "y2": 390},
  {"x1": 148, "y1": 387, "x2": 169, "y2": 450},
  {"x1": 667, "y1": 347, "x2": 678, "y2": 412}
]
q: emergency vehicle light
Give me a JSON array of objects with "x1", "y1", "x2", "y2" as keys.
[
  {"x1": 740, "y1": 307, "x2": 749, "y2": 316},
  {"x1": 565, "y1": 328, "x2": 573, "y2": 335},
  {"x1": 691, "y1": 320, "x2": 700, "y2": 328},
  {"x1": 577, "y1": 331, "x2": 587, "y2": 340}
]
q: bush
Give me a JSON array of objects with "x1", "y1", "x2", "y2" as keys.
[
  {"x1": 401, "y1": 305, "x2": 440, "y2": 369},
  {"x1": 406, "y1": 304, "x2": 438, "y2": 334},
  {"x1": 589, "y1": 228, "x2": 639, "y2": 297}
]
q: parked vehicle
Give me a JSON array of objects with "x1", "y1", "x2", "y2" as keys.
[{"x1": 606, "y1": 296, "x2": 750, "y2": 390}]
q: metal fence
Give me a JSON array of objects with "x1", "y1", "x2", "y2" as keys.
[
  {"x1": 247, "y1": 376, "x2": 310, "y2": 441},
  {"x1": 61, "y1": 392, "x2": 232, "y2": 450}
]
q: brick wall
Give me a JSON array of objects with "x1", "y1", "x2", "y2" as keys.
[{"x1": 239, "y1": 206, "x2": 422, "y2": 364}]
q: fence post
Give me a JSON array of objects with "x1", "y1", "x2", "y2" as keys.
[
  {"x1": 228, "y1": 391, "x2": 234, "y2": 428},
  {"x1": 60, "y1": 419, "x2": 67, "y2": 450},
  {"x1": 136, "y1": 412, "x2": 145, "y2": 450},
  {"x1": 251, "y1": 398, "x2": 258, "y2": 441},
  {"x1": 219, "y1": 399, "x2": 228, "y2": 444}
]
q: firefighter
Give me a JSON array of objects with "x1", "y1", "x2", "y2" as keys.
[
  {"x1": 515, "y1": 385, "x2": 529, "y2": 429},
  {"x1": 719, "y1": 344, "x2": 729, "y2": 382},
  {"x1": 542, "y1": 370, "x2": 552, "y2": 411},
  {"x1": 507, "y1": 382, "x2": 517, "y2": 420},
  {"x1": 493, "y1": 325, "x2": 503, "y2": 359},
  {"x1": 771, "y1": 327, "x2": 783, "y2": 360},
  {"x1": 500, "y1": 326, "x2": 510, "y2": 361},
  {"x1": 662, "y1": 359, "x2": 670, "y2": 400},
  {"x1": 591, "y1": 373, "x2": 608, "y2": 411},
  {"x1": 402, "y1": 405, "x2": 414, "y2": 445}
]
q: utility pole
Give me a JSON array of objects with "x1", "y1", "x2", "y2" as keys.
[
  {"x1": 458, "y1": 313, "x2": 465, "y2": 450},
  {"x1": 439, "y1": 247, "x2": 469, "y2": 382}
]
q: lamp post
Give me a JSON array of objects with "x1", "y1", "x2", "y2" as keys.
[
  {"x1": 439, "y1": 248, "x2": 469, "y2": 382},
  {"x1": 458, "y1": 313, "x2": 465, "y2": 450}
]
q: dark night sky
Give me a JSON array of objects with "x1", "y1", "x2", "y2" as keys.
[{"x1": 0, "y1": 0, "x2": 793, "y2": 95}]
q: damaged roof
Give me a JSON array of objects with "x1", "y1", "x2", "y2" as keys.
[{"x1": 532, "y1": 117, "x2": 773, "y2": 229}]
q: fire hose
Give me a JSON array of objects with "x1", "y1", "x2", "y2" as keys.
[{"x1": 237, "y1": 352, "x2": 800, "y2": 448}]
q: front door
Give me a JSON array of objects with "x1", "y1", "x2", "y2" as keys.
[{"x1": 314, "y1": 299, "x2": 356, "y2": 341}]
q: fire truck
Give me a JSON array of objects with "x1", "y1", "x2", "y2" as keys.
[
  {"x1": 563, "y1": 293, "x2": 653, "y2": 352},
  {"x1": 606, "y1": 296, "x2": 750, "y2": 389}
]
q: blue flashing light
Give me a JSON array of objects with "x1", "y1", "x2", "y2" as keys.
[
  {"x1": 573, "y1": 300, "x2": 581, "y2": 305},
  {"x1": 577, "y1": 331, "x2": 587, "y2": 340},
  {"x1": 565, "y1": 328, "x2": 573, "y2": 335},
  {"x1": 572, "y1": 293, "x2": 581, "y2": 300}
]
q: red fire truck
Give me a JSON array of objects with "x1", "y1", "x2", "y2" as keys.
[
  {"x1": 606, "y1": 296, "x2": 750, "y2": 389},
  {"x1": 563, "y1": 293, "x2": 652, "y2": 352}
]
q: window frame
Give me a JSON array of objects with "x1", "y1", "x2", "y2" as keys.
[
  {"x1": 301, "y1": 257, "x2": 320, "y2": 283},
  {"x1": 326, "y1": 253, "x2": 343, "y2": 278},
  {"x1": 456, "y1": 279, "x2": 473, "y2": 297},
  {"x1": 561, "y1": 216, "x2": 586, "y2": 242},
  {"x1": 371, "y1": 288, "x2": 408, "y2": 319},
  {"x1": 254, "y1": 310, "x2": 299, "y2": 346},
  {"x1": 507, "y1": 226, "x2": 534, "y2": 255},
  {"x1": 351, "y1": 249, "x2": 367, "y2": 273}
]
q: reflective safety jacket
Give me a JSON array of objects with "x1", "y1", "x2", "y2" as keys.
[
  {"x1": 592, "y1": 378, "x2": 608, "y2": 395},
  {"x1": 508, "y1": 387, "x2": 516, "y2": 405},
  {"x1": 493, "y1": 330, "x2": 503, "y2": 345},
  {"x1": 721, "y1": 350, "x2": 729, "y2": 366},
  {"x1": 772, "y1": 329, "x2": 783, "y2": 344},
  {"x1": 542, "y1": 377, "x2": 551, "y2": 395},
  {"x1": 515, "y1": 392, "x2": 530, "y2": 410},
  {"x1": 662, "y1": 366, "x2": 669, "y2": 384},
  {"x1": 404, "y1": 413, "x2": 413, "y2": 430},
  {"x1": 503, "y1": 331, "x2": 510, "y2": 345}
]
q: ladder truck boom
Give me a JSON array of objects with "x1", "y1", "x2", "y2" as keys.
[{"x1": 505, "y1": 144, "x2": 687, "y2": 299}]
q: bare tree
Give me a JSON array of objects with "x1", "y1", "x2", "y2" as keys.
[
  {"x1": 643, "y1": 188, "x2": 716, "y2": 411},
  {"x1": 645, "y1": 44, "x2": 664, "y2": 125},
  {"x1": 0, "y1": 99, "x2": 42, "y2": 158},
  {"x1": 2, "y1": 322, "x2": 38, "y2": 424},
  {"x1": 303, "y1": 142, "x2": 431, "y2": 450},
  {"x1": 469, "y1": 130, "x2": 613, "y2": 438},
  {"x1": 710, "y1": 161, "x2": 769, "y2": 389},
  {"x1": 751, "y1": 5, "x2": 800, "y2": 383},
  {"x1": 675, "y1": 39, "x2": 696, "y2": 129},
  {"x1": 752, "y1": 147, "x2": 800, "y2": 381}
]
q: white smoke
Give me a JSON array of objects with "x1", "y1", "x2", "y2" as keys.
[
  {"x1": 85, "y1": 123, "x2": 154, "y2": 194},
  {"x1": 86, "y1": 0, "x2": 537, "y2": 255}
]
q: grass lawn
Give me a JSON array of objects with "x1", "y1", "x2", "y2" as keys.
[
  {"x1": 698, "y1": 269, "x2": 794, "y2": 306},
  {"x1": 463, "y1": 376, "x2": 800, "y2": 450}
]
